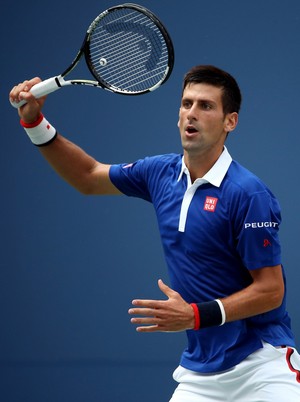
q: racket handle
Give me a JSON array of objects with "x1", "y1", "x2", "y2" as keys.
[{"x1": 10, "y1": 77, "x2": 61, "y2": 108}]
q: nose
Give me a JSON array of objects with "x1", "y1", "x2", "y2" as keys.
[{"x1": 186, "y1": 104, "x2": 198, "y2": 121}]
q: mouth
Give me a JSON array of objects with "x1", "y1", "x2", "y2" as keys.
[{"x1": 185, "y1": 125, "x2": 198, "y2": 136}]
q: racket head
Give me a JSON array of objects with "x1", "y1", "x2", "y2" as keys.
[{"x1": 83, "y1": 3, "x2": 174, "y2": 95}]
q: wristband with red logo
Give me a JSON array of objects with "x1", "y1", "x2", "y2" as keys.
[{"x1": 20, "y1": 113, "x2": 57, "y2": 146}]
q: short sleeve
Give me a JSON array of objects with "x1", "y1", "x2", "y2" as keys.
[
  {"x1": 109, "y1": 160, "x2": 152, "y2": 201},
  {"x1": 235, "y1": 191, "x2": 282, "y2": 270}
]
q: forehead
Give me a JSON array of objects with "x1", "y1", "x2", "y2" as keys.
[{"x1": 182, "y1": 83, "x2": 223, "y2": 102}]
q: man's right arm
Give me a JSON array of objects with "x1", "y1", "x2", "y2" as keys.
[
  {"x1": 39, "y1": 133, "x2": 120, "y2": 195},
  {"x1": 9, "y1": 77, "x2": 121, "y2": 196}
]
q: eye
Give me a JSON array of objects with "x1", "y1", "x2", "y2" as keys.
[
  {"x1": 181, "y1": 99, "x2": 192, "y2": 109},
  {"x1": 201, "y1": 102, "x2": 212, "y2": 110}
]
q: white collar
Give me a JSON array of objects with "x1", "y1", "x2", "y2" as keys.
[{"x1": 177, "y1": 146, "x2": 232, "y2": 188}]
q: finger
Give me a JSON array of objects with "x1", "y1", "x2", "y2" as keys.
[
  {"x1": 135, "y1": 325, "x2": 159, "y2": 333},
  {"x1": 9, "y1": 78, "x2": 41, "y2": 103},
  {"x1": 9, "y1": 83, "x2": 26, "y2": 103},
  {"x1": 21, "y1": 77, "x2": 41, "y2": 91},
  {"x1": 131, "y1": 299, "x2": 160, "y2": 308},
  {"x1": 130, "y1": 316, "x2": 158, "y2": 325},
  {"x1": 128, "y1": 307, "x2": 157, "y2": 316},
  {"x1": 19, "y1": 90, "x2": 35, "y2": 104},
  {"x1": 157, "y1": 278, "x2": 177, "y2": 298}
]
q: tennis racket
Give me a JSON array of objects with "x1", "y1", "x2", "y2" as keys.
[{"x1": 11, "y1": 3, "x2": 174, "y2": 108}]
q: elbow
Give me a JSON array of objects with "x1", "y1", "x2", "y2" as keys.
[
  {"x1": 268, "y1": 284, "x2": 285, "y2": 310},
  {"x1": 69, "y1": 179, "x2": 96, "y2": 195},
  {"x1": 77, "y1": 186, "x2": 93, "y2": 195},
  {"x1": 77, "y1": 185, "x2": 97, "y2": 195},
  {"x1": 250, "y1": 265, "x2": 285, "y2": 313},
  {"x1": 273, "y1": 287, "x2": 284, "y2": 309}
]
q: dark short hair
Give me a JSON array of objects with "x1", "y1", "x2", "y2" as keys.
[{"x1": 182, "y1": 65, "x2": 242, "y2": 114}]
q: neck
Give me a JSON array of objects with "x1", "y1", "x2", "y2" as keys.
[{"x1": 183, "y1": 147, "x2": 224, "y2": 182}]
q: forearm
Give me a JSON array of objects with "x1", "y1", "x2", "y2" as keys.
[
  {"x1": 10, "y1": 78, "x2": 119, "y2": 196},
  {"x1": 221, "y1": 275, "x2": 284, "y2": 322},
  {"x1": 215, "y1": 265, "x2": 284, "y2": 325},
  {"x1": 192, "y1": 265, "x2": 284, "y2": 330},
  {"x1": 39, "y1": 133, "x2": 116, "y2": 195}
]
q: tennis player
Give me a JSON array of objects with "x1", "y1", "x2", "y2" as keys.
[{"x1": 10, "y1": 65, "x2": 300, "y2": 401}]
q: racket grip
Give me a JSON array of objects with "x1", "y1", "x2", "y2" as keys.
[{"x1": 10, "y1": 77, "x2": 61, "y2": 108}]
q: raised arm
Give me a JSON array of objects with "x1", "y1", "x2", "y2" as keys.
[{"x1": 9, "y1": 78, "x2": 120, "y2": 195}]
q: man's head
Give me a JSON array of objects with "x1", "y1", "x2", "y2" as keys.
[
  {"x1": 182, "y1": 65, "x2": 242, "y2": 115},
  {"x1": 178, "y1": 66, "x2": 240, "y2": 162}
]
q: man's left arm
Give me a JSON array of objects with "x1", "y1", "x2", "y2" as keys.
[
  {"x1": 128, "y1": 265, "x2": 284, "y2": 332},
  {"x1": 221, "y1": 264, "x2": 284, "y2": 322}
]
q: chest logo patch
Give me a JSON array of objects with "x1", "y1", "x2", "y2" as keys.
[{"x1": 203, "y1": 196, "x2": 218, "y2": 212}]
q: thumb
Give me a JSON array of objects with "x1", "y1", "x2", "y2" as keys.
[{"x1": 157, "y1": 279, "x2": 176, "y2": 298}]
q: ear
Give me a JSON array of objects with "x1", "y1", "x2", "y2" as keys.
[
  {"x1": 224, "y1": 112, "x2": 238, "y2": 133},
  {"x1": 177, "y1": 108, "x2": 181, "y2": 128}
]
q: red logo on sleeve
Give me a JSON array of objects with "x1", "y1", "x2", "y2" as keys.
[
  {"x1": 203, "y1": 196, "x2": 218, "y2": 212},
  {"x1": 263, "y1": 239, "x2": 272, "y2": 247}
]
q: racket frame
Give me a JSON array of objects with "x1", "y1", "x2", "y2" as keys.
[
  {"x1": 10, "y1": 3, "x2": 174, "y2": 108},
  {"x1": 83, "y1": 3, "x2": 175, "y2": 95}
]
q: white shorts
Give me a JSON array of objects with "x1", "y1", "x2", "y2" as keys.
[{"x1": 169, "y1": 343, "x2": 300, "y2": 402}]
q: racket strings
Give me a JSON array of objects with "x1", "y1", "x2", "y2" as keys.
[
  {"x1": 88, "y1": 8, "x2": 170, "y2": 93},
  {"x1": 91, "y1": 36, "x2": 167, "y2": 86}
]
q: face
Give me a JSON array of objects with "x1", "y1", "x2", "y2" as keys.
[{"x1": 178, "y1": 83, "x2": 238, "y2": 158}]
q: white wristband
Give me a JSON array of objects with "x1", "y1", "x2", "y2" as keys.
[
  {"x1": 215, "y1": 299, "x2": 226, "y2": 326},
  {"x1": 20, "y1": 114, "x2": 57, "y2": 146}
]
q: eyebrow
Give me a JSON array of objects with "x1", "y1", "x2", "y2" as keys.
[{"x1": 181, "y1": 96, "x2": 218, "y2": 106}]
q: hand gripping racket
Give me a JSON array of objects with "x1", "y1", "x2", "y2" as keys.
[{"x1": 11, "y1": 3, "x2": 174, "y2": 108}]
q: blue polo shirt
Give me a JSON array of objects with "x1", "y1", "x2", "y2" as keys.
[{"x1": 109, "y1": 147, "x2": 295, "y2": 373}]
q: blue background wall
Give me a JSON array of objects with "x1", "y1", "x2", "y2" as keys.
[{"x1": 1, "y1": 1, "x2": 300, "y2": 401}]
